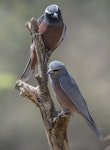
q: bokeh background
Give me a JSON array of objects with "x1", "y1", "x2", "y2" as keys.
[{"x1": 0, "y1": 0, "x2": 110, "y2": 149}]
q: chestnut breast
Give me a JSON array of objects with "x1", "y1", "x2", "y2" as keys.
[
  {"x1": 39, "y1": 21, "x2": 64, "y2": 50},
  {"x1": 51, "y1": 80, "x2": 76, "y2": 114}
]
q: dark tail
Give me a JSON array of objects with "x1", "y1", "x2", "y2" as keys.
[
  {"x1": 21, "y1": 58, "x2": 34, "y2": 82},
  {"x1": 85, "y1": 116, "x2": 103, "y2": 140}
]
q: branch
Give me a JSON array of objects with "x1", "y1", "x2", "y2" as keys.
[{"x1": 15, "y1": 17, "x2": 71, "y2": 150}]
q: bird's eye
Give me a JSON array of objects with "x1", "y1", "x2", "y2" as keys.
[
  {"x1": 50, "y1": 71, "x2": 55, "y2": 77},
  {"x1": 47, "y1": 13, "x2": 52, "y2": 16},
  {"x1": 50, "y1": 69, "x2": 60, "y2": 77},
  {"x1": 54, "y1": 69, "x2": 59, "y2": 72}
]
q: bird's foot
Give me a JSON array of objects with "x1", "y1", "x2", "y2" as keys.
[
  {"x1": 53, "y1": 109, "x2": 70, "y2": 122},
  {"x1": 59, "y1": 109, "x2": 70, "y2": 116}
]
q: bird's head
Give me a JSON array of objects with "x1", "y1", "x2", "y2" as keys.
[
  {"x1": 47, "y1": 61, "x2": 67, "y2": 79},
  {"x1": 45, "y1": 4, "x2": 62, "y2": 23}
]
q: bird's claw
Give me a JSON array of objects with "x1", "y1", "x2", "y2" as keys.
[{"x1": 53, "y1": 109, "x2": 70, "y2": 122}]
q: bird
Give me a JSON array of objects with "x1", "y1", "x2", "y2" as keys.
[
  {"x1": 47, "y1": 60, "x2": 103, "y2": 140},
  {"x1": 21, "y1": 4, "x2": 66, "y2": 81}
]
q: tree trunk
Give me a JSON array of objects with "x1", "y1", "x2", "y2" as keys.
[{"x1": 15, "y1": 17, "x2": 71, "y2": 150}]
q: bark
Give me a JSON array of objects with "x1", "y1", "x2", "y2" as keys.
[{"x1": 15, "y1": 17, "x2": 71, "y2": 150}]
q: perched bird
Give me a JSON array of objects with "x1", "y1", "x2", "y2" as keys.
[
  {"x1": 21, "y1": 4, "x2": 66, "y2": 81},
  {"x1": 47, "y1": 60, "x2": 103, "y2": 139}
]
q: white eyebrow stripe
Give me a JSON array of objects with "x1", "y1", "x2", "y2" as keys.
[
  {"x1": 45, "y1": 9, "x2": 51, "y2": 14},
  {"x1": 45, "y1": 4, "x2": 59, "y2": 14}
]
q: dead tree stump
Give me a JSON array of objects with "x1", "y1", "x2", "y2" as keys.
[{"x1": 15, "y1": 17, "x2": 71, "y2": 150}]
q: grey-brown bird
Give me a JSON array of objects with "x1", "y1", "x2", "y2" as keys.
[{"x1": 47, "y1": 60, "x2": 103, "y2": 140}]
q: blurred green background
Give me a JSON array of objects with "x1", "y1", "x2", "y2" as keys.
[{"x1": 0, "y1": 0, "x2": 110, "y2": 149}]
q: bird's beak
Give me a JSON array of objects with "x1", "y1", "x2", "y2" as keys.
[
  {"x1": 47, "y1": 69, "x2": 51, "y2": 75},
  {"x1": 53, "y1": 13, "x2": 58, "y2": 19}
]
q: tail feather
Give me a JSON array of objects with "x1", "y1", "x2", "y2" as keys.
[
  {"x1": 21, "y1": 58, "x2": 34, "y2": 82},
  {"x1": 85, "y1": 117, "x2": 103, "y2": 140}
]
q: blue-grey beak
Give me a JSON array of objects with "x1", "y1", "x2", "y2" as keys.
[{"x1": 53, "y1": 13, "x2": 58, "y2": 19}]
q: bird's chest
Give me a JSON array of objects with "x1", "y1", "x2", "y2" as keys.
[{"x1": 39, "y1": 22, "x2": 63, "y2": 50}]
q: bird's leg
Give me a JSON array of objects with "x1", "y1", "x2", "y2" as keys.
[
  {"x1": 59, "y1": 109, "x2": 70, "y2": 115},
  {"x1": 53, "y1": 109, "x2": 70, "y2": 122}
]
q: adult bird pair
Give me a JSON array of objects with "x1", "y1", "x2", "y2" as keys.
[{"x1": 20, "y1": 4, "x2": 103, "y2": 139}]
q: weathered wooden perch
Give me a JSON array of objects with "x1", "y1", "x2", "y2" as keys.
[{"x1": 15, "y1": 17, "x2": 71, "y2": 150}]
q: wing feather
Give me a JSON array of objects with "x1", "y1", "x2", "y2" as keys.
[
  {"x1": 59, "y1": 75, "x2": 94, "y2": 122},
  {"x1": 37, "y1": 14, "x2": 44, "y2": 26},
  {"x1": 59, "y1": 75, "x2": 102, "y2": 138}
]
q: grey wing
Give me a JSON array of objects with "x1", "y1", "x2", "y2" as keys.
[
  {"x1": 37, "y1": 14, "x2": 45, "y2": 26},
  {"x1": 59, "y1": 75, "x2": 103, "y2": 139},
  {"x1": 59, "y1": 75, "x2": 94, "y2": 121}
]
